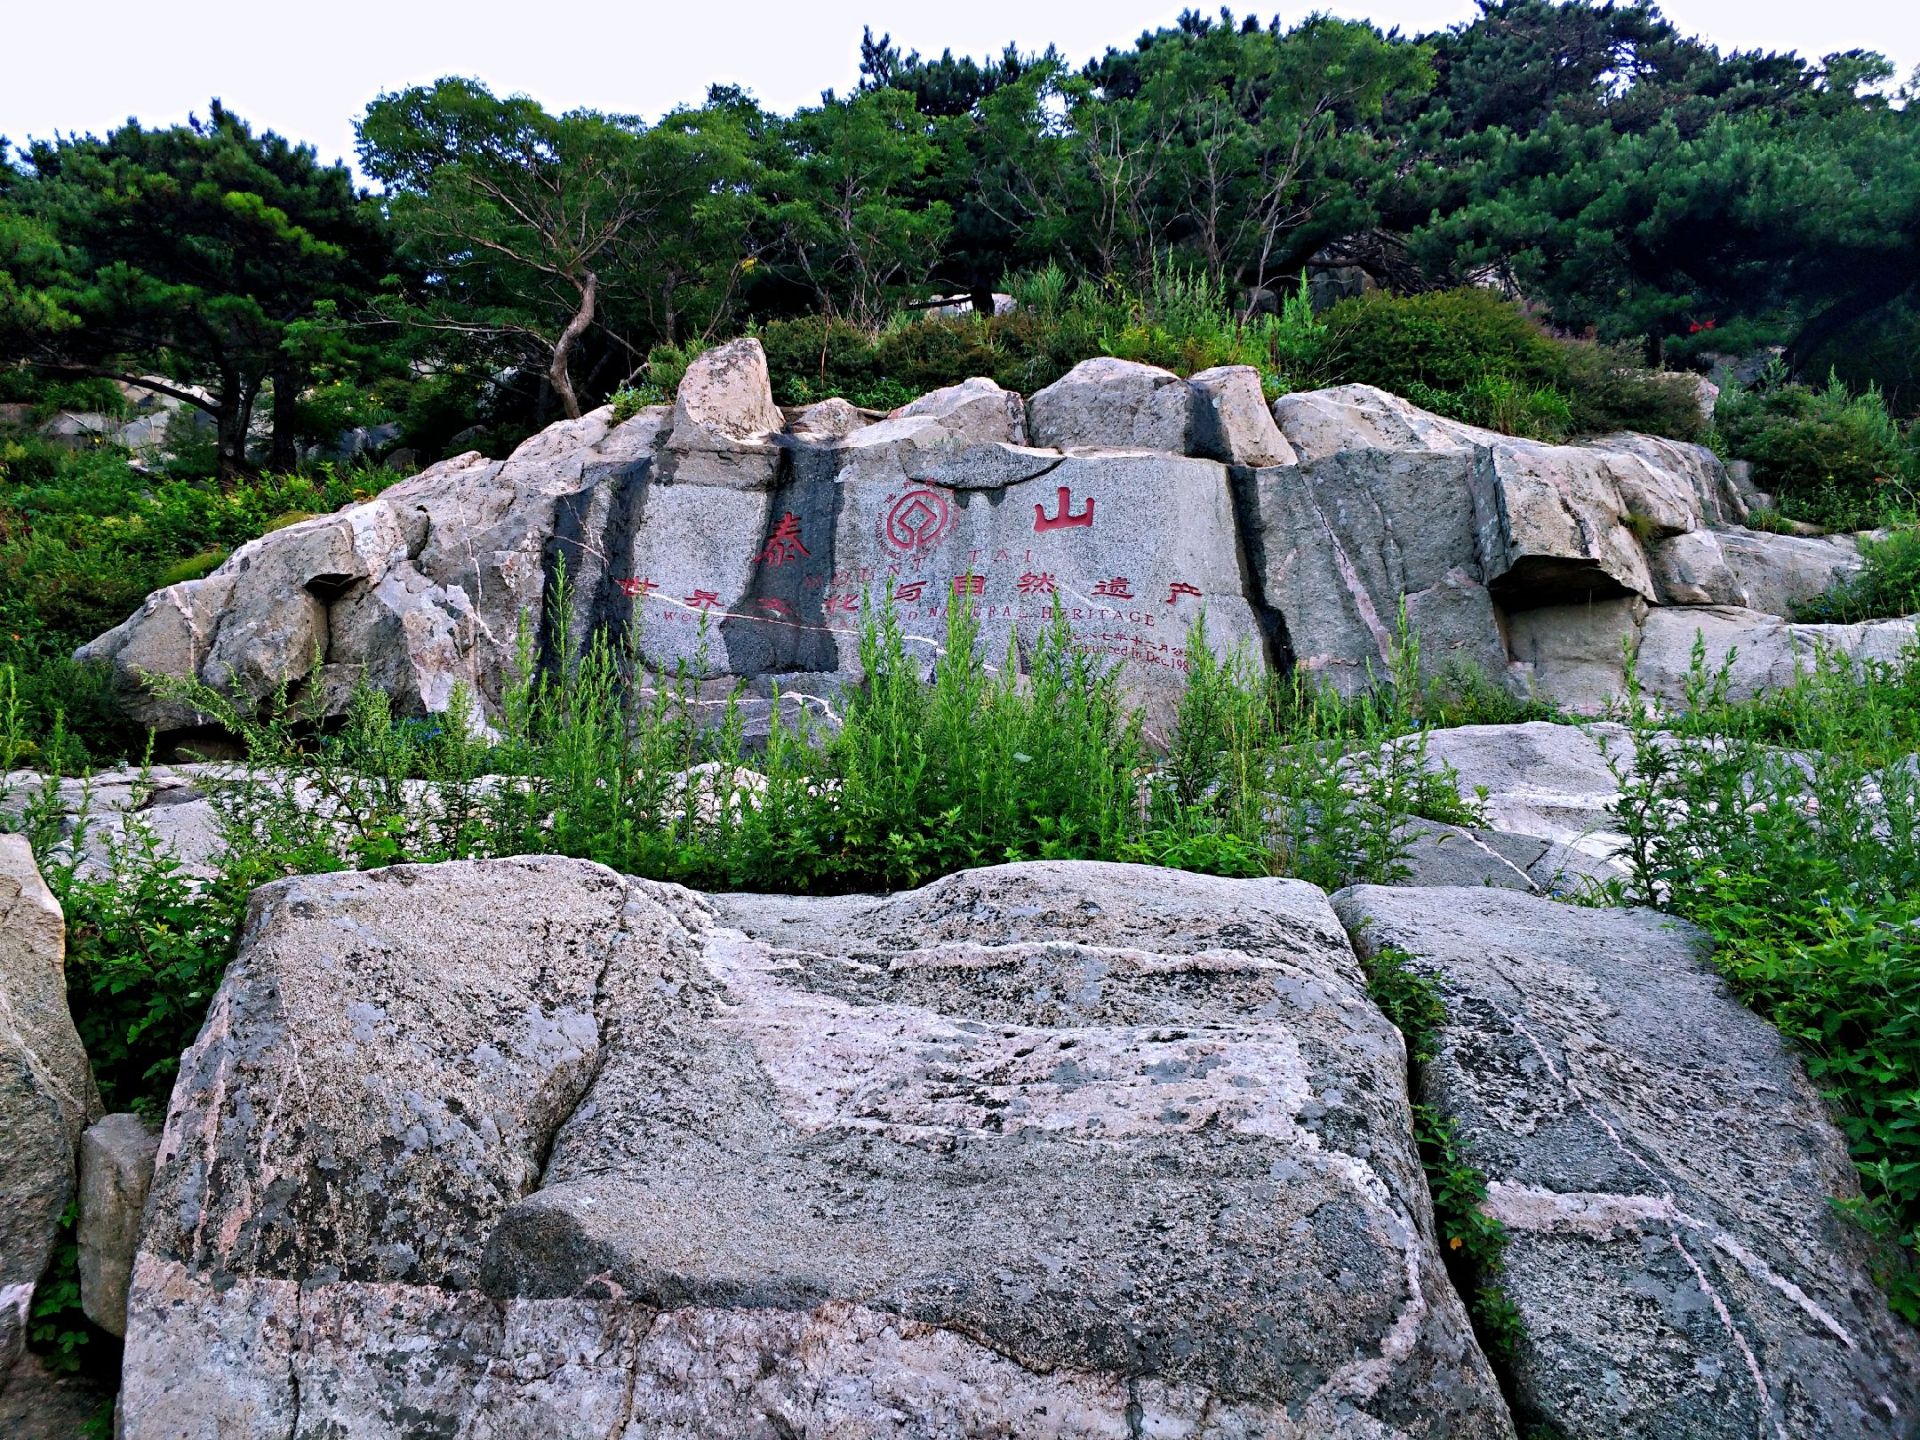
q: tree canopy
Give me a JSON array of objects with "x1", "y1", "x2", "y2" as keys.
[{"x1": 2, "y1": 0, "x2": 1916, "y2": 446}]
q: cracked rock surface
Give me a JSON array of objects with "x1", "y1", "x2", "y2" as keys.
[
  {"x1": 1334, "y1": 885, "x2": 1920, "y2": 1440},
  {"x1": 74, "y1": 346, "x2": 1909, "y2": 739},
  {"x1": 121, "y1": 857, "x2": 1513, "y2": 1439}
]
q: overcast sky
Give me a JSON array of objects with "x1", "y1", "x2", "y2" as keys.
[{"x1": 3, "y1": 0, "x2": 1913, "y2": 179}]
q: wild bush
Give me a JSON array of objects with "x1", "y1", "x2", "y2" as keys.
[{"x1": 1714, "y1": 370, "x2": 1918, "y2": 531}]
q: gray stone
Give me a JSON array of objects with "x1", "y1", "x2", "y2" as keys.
[
  {"x1": 658, "y1": 337, "x2": 785, "y2": 489},
  {"x1": 0, "y1": 834, "x2": 99, "y2": 1382},
  {"x1": 1188, "y1": 364, "x2": 1296, "y2": 467},
  {"x1": 1027, "y1": 356, "x2": 1195, "y2": 452},
  {"x1": 1334, "y1": 886, "x2": 1920, "y2": 1440},
  {"x1": 1635, "y1": 605, "x2": 1920, "y2": 704},
  {"x1": 888, "y1": 375, "x2": 1026, "y2": 445},
  {"x1": 784, "y1": 397, "x2": 871, "y2": 441},
  {"x1": 1646, "y1": 527, "x2": 1746, "y2": 606},
  {"x1": 77, "y1": 1111, "x2": 159, "y2": 1337},
  {"x1": 1393, "y1": 820, "x2": 1613, "y2": 899},
  {"x1": 122, "y1": 858, "x2": 1513, "y2": 1438},
  {"x1": 1717, "y1": 528, "x2": 1864, "y2": 618},
  {"x1": 1505, "y1": 598, "x2": 1646, "y2": 713},
  {"x1": 1234, "y1": 451, "x2": 1511, "y2": 692},
  {"x1": 1418, "y1": 721, "x2": 1633, "y2": 872}
]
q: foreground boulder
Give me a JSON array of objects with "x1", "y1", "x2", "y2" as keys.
[
  {"x1": 122, "y1": 857, "x2": 1512, "y2": 1438},
  {"x1": 0, "y1": 834, "x2": 99, "y2": 1384},
  {"x1": 1335, "y1": 885, "x2": 1920, "y2": 1439}
]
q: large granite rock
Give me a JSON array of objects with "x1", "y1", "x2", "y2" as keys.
[
  {"x1": 1188, "y1": 364, "x2": 1295, "y2": 467},
  {"x1": 1416, "y1": 722, "x2": 1632, "y2": 871},
  {"x1": 74, "y1": 405, "x2": 660, "y2": 733},
  {"x1": 1250, "y1": 385, "x2": 1751, "y2": 696},
  {"x1": 1716, "y1": 528, "x2": 1864, "y2": 617},
  {"x1": 122, "y1": 857, "x2": 1514, "y2": 1438},
  {"x1": 0, "y1": 834, "x2": 99, "y2": 1383},
  {"x1": 1513, "y1": 601, "x2": 1919, "y2": 710},
  {"x1": 1335, "y1": 886, "x2": 1920, "y2": 1440},
  {"x1": 1028, "y1": 356, "x2": 1195, "y2": 452}
]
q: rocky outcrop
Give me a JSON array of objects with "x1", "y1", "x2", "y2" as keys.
[
  {"x1": 77, "y1": 1112, "x2": 159, "y2": 1337},
  {"x1": 0, "y1": 835, "x2": 99, "y2": 1385},
  {"x1": 1335, "y1": 886, "x2": 1920, "y2": 1440},
  {"x1": 121, "y1": 857, "x2": 1513, "y2": 1438},
  {"x1": 73, "y1": 352, "x2": 1912, "y2": 737},
  {"x1": 1027, "y1": 356, "x2": 1195, "y2": 451},
  {"x1": 1511, "y1": 601, "x2": 1919, "y2": 708}
]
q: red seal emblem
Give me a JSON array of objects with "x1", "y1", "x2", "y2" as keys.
[{"x1": 881, "y1": 487, "x2": 952, "y2": 556}]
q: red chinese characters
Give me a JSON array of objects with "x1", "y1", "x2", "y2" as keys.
[
  {"x1": 752, "y1": 596, "x2": 793, "y2": 619},
  {"x1": 1016, "y1": 571, "x2": 1057, "y2": 597},
  {"x1": 952, "y1": 573, "x2": 986, "y2": 597},
  {"x1": 1164, "y1": 581, "x2": 1202, "y2": 605},
  {"x1": 755, "y1": 512, "x2": 810, "y2": 566},
  {"x1": 616, "y1": 577, "x2": 659, "y2": 599},
  {"x1": 894, "y1": 580, "x2": 927, "y2": 603},
  {"x1": 1033, "y1": 486, "x2": 1095, "y2": 532},
  {"x1": 1091, "y1": 577, "x2": 1134, "y2": 600},
  {"x1": 824, "y1": 593, "x2": 859, "y2": 614},
  {"x1": 685, "y1": 589, "x2": 723, "y2": 610}
]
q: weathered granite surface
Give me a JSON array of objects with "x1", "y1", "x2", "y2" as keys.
[
  {"x1": 121, "y1": 857, "x2": 1513, "y2": 1438},
  {"x1": 1335, "y1": 885, "x2": 1920, "y2": 1440}
]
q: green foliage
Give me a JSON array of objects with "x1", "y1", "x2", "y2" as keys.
[
  {"x1": 1323, "y1": 288, "x2": 1706, "y2": 440},
  {"x1": 10, "y1": 101, "x2": 394, "y2": 472},
  {"x1": 1795, "y1": 527, "x2": 1920, "y2": 623},
  {"x1": 0, "y1": 440, "x2": 407, "y2": 764},
  {"x1": 1607, "y1": 639, "x2": 1920, "y2": 1318},
  {"x1": 1715, "y1": 370, "x2": 1918, "y2": 531}
]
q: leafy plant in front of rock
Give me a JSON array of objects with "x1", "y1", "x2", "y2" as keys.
[
  {"x1": 1606, "y1": 638, "x2": 1920, "y2": 1319},
  {"x1": 1793, "y1": 526, "x2": 1920, "y2": 624}
]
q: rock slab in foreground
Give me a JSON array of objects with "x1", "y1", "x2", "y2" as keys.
[
  {"x1": 1334, "y1": 885, "x2": 1920, "y2": 1440},
  {"x1": 0, "y1": 833, "x2": 99, "y2": 1383},
  {"x1": 123, "y1": 857, "x2": 1513, "y2": 1438}
]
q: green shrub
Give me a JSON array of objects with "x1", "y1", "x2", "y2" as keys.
[
  {"x1": 1715, "y1": 370, "x2": 1917, "y2": 530},
  {"x1": 1794, "y1": 527, "x2": 1920, "y2": 623},
  {"x1": 1322, "y1": 288, "x2": 1706, "y2": 441}
]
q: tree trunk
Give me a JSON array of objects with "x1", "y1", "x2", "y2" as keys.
[
  {"x1": 270, "y1": 359, "x2": 301, "y2": 472},
  {"x1": 216, "y1": 372, "x2": 261, "y2": 481},
  {"x1": 548, "y1": 271, "x2": 599, "y2": 420}
]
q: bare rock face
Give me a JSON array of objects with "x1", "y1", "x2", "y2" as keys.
[
  {"x1": 1188, "y1": 364, "x2": 1295, "y2": 467},
  {"x1": 1335, "y1": 886, "x2": 1920, "y2": 1440},
  {"x1": 0, "y1": 834, "x2": 99, "y2": 1383},
  {"x1": 121, "y1": 857, "x2": 1514, "y2": 1438},
  {"x1": 75, "y1": 406, "x2": 652, "y2": 733},
  {"x1": 71, "y1": 358, "x2": 1910, "y2": 740},
  {"x1": 77, "y1": 1111, "x2": 159, "y2": 1337},
  {"x1": 1028, "y1": 356, "x2": 1196, "y2": 452},
  {"x1": 1717, "y1": 528, "x2": 1864, "y2": 618},
  {"x1": 1250, "y1": 385, "x2": 1740, "y2": 697}
]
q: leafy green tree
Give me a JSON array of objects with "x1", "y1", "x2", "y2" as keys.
[
  {"x1": 12, "y1": 103, "x2": 391, "y2": 473},
  {"x1": 360, "y1": 79, "x2": 757, "y2": 418},
  {"x1": 1053, "y1": 12, "x2": 1430, "y2": 290},
  {"x1": 759, "y1": 87, "x2": 952, "y2": 326}
]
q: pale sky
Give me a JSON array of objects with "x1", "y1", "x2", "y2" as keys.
[{"x1": 2, "y1": 0, "x2": 1912, "y2": 179}]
